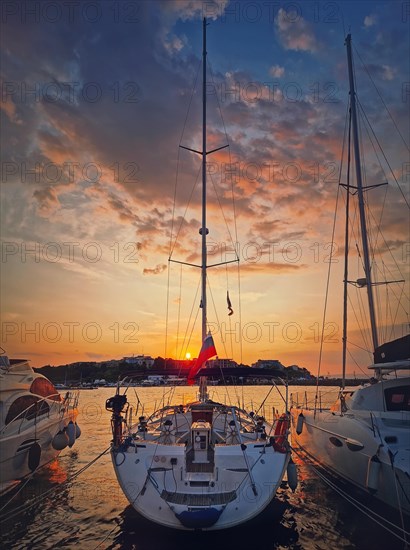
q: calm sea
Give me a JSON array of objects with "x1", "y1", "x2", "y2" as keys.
[{"x1": 0, "y1": 386, "x2": 407, "y2": 550}]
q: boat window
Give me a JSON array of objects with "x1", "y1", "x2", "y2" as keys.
[
  {"x1": 30, "y1": 377, "x2": 61, "y2": 401},
  {"x1": 5, "y1": 396, "x2": 50, "y2": 424},
  {"x1": 384, "y1": 386, "x2": 410, "y2": 412}
]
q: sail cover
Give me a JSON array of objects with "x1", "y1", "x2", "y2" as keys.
[{"x1": 373, "y1": 334, "x2": 410, "y2": 364}]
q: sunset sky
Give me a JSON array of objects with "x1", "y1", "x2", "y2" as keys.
[{"x1": 1, "y1": 1, "x2": 409, "y2": 375}]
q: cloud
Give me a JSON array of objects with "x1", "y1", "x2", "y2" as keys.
[
  {"x1": 364, "y1": 14, "x2": 378, "y2": 28},
  {"x1": 269, "y1": 65, "x2": 285, "y2": 78},
  {"x1": 161, "y1": 0, "x2": 229, "y2": 21},
  {"x1": 380, "y1": 64, "x2": 396, "y2": 81},
  {"x1": 143, "y1": 263, "x2": 167, "y2": 275},
  {"x1": 0, "y1": 95, "x2": 20, "y2": 123},
  {"x1": 2, "y1": 1, "x2": 407, "y2": 335},
  {"x1": 239, "y1": 262, "x2": 306, "y2": 274},
  {"x1": 32, "y1": 186, "x2": 60, "y2": 214},
  {"x1": 163, "y1": 33, "x2": 187, "y2": 54},
  {"x1": 275, "y1": 8, "x2": 319, "y2": 53}
]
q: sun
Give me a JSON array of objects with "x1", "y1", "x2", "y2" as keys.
[{"x1": 185, "y1": 352, "x2": 191, "y2": 360}]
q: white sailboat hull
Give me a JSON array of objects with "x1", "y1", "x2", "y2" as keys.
[
  {"x1": 291, "y1": 392, "x2": 410, "y2": 515},
  {"x1": 111, "y1": 439, "x2": 289, "y2": 530}
]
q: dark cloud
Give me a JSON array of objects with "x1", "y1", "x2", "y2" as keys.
[{"x1": 143, "y1": 263, "x2": 167, "y2": 275}]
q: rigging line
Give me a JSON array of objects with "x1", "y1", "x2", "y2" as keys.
[
  {"x1": 175, "y1": 263, "x2": 183, "y2": 359},
  {"x1": 356, "y1": 101, "x2": 390, "y2": 267},
  {"x1": 169, "y1": 58, "x2": 202, "y2": 258},
  {"x1": 207, "y1": 57, "x2": 239, "y2": 247},
  {"x1": 354, "y1": 276, "x2": 373, "y2": 355},
  {"x1": 374, "y1": 264, "x2": 383, "y2": 343},
  {"x1": 377, "y1": 264, "x2": 397, "y2": 343},
  {"x1": 389, "y1": 282, "x2": 406, "y2": 342},
  {"x1": 292, "y1": 447, "x2": 410, "y2": 542},
  {"x1": 219, "y1": 372, "x2": 233, "y2": 407},
  {"x1": 184, "y1": 302, "x2": 200, "y2": 362},
  {"x1": 237, "y1": 259, "x2": 243, "y2": 364},
  {"x1": 169, "y1": 161, "x2": 203, "y2": 259},
  {"x1": 348, "y1": 285, "x2": 372, "y2": 358},
  {"x1": 383, "y1": 262, "x2": 390, "y2": 342},
  {"x1": 0, "y1": 446, "x2": 112, "y2": 524},
  {"x1": 0, "y1": 471, "x2": 37, "y2": 513},
  {"x1": 169, "y1": 145, "x2": 181, "y2": 259},
  {"x1": 226, "y1": 264, "x2": 234, "y2": 359},
  {"x1": 362, "y1": 195, "x2": 407, "y2": 336},
  {"x1": 207, "y1": 271, "x2": 229, "y2": 359},
  {"x1": 348, "y1": 338, "x2": 373, "y2": 354},
  {"x1": 356, "y1": 96, "x2": 410, "y2": 209},
  {"x1": 352, "y1": 58, "x2": 380, "y2": 282},
  {"x1": 179, "y1": 58, "x2": 202, "y2": 147},
  {"x1": 387, "y1": 261, "x2": 409, "y2": 305},
  {"x1": 386, "y1": 283, "x2": 395, "y2": 342},
  {"x1": 366, "y1": 200, "x2": 408, "y2": 286},
  {"x1": 316, "y1": 99, "x2": 350, "y2": 391},
  {"x1": 346, "y1": 346, "x2": 370, "y2": 378},
  {"x1": 179, "y1": 274, "x2": 201, "y2": 360},
  {"x1": 92, "y1": 520, "x2": 119, "y2": 550},
  {"x1": 316, "y1": 183, "x2": 340, "y2": 392},
  {"x1": 366, "y1": 180, "x2": 389, "y2": 274},
  {"x1": 206, "y1": 273, "x2": 241, "y2": 409},
  {"x1": 353, "y1": 43, "x2": 410, "y2": 152},
  {"x1": 206, "y1": 57, "x2": 241, "y2": 368},
  {"x1": 208, "y1": 168, "x2": 239, "y2": 258},
  {"x1": 164, "y1": 259, "x2": 171, "y2": 364}
]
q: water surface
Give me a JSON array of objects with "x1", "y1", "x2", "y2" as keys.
[{"x1": 0, "y1": 386, "x2": 407, "y2": 549}]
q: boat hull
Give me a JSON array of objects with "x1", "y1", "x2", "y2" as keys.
[
  {"x1": 0, "y1": 404, "x2": 78, "y2": 494},
  {"x1": 290, "y1": 406, "x2": 410, "y2": 516},
  {"x1": 111, "y1": 441, "x2": 289, "y2": 530}
]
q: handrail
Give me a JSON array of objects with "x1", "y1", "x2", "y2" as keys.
[{"x1": 1, "y1": 391, "x2": 78, "y2": 435}]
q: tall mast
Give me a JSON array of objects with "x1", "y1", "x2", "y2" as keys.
[
  {"x1": 201, "y1": 17, "x2": 208, "y2": 343},
  {"x1": 198, "y1": 17, "x2": 208, "y2": 402},
  {"x1": 341, "y1": 113, "x2": 351, "y2": 390},
  {"x1": 345, "y1": 34, "x2": 379, "y2": 352}
]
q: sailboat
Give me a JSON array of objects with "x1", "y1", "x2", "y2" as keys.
[
  {"x1": 291, "y1": 34, "x2": 410, "y2": 521},
  {"x1": 106, "y1": 18, "x2": 295, "y2": 531}
]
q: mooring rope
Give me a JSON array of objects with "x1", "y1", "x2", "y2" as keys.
[
  {"x1": 291, "y1": 446, "x2": 410, "y2": 544},
  {"x1": 0, "y1": 446, "x2": 111, "y2": 523}
]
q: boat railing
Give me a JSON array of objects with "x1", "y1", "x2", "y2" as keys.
[
  {"x1": 290, "y1": 390, "x2": 336, "y2": 411},
  {"x1": 123, "y1": 402, "x2": 283, "y2": 446},
  {"x1": 1, "y1": 391, "x2": 78, "y2": 435}
]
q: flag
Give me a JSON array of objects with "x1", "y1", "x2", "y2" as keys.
[
  {"x1": 227, "y1": 291, "x2": 234, "y2": 316},
  {"x1": 187, "y1": 333, "x2": 217, "y2": 384}
]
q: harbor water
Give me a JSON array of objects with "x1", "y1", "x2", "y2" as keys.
[{"x1": 0, "y1": 386, "x2": 407, "y2": 550}]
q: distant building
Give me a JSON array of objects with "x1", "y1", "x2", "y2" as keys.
[
  {"x1": 123, "y1": 355, "x2": 155, "y2": 368},
  {"x1": 206, "y1": 358, "x2": 238, "y2": 369},
  {"x1": 251, "y1": 359, "x2": 285, "y2": 370}
]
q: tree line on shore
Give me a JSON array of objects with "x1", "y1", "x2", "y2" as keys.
[{"x1": 35, "y1": 358, "x2": 366, "y2": 386}]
